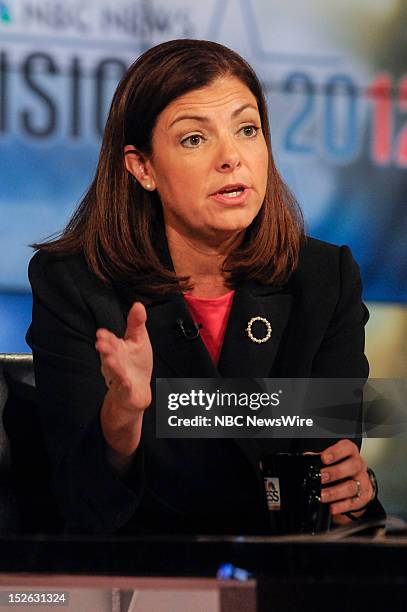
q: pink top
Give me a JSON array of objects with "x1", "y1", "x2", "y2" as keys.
[{"x1": 184, "y1": 290, "x2": 235, "y2": 365}]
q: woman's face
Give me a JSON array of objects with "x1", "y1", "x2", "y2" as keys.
[{"x1": 135, "y1": 76, "x2": 269, "y2": 244}]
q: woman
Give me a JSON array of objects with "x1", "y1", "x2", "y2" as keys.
[{"x1": 27, "y1": 39, "x2": 383, "y2": 534}]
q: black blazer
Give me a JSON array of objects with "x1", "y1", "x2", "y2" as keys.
[{"x1": 26, "y1": 237, "x2": 382, "y2": 534}]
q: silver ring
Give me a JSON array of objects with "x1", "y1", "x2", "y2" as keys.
[{"x1": 353, "y1": 479, "x2": 361, "y2": 499}]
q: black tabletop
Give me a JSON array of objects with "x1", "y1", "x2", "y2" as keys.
[{"x1": 0, "y1": 531, "x2": 406, "y2": 581}]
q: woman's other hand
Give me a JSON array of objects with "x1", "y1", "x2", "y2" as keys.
[
  {"x1": 319, "y1": 439, "x2": 374, "y2": 524},
  {"x1": 95, "y1": 302, "x2": 153, "y2": 413},
  {"x1": 95, "y1": 302, "x2": 153, "y2": 462}
]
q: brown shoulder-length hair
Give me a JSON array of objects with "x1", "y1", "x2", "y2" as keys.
[{"x1": 34, "y1": 39, "x2": 304, "y2": 297}]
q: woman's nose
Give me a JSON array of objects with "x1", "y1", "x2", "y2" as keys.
[{"x1": 215, "y1": 139, "x2": 241, "y2": 172}]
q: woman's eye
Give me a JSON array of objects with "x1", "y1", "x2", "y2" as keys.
[
  {"x1": 181, "y1": 134, "x2": 203, "y2": 148},
  {"x1": 240, "y1": 125, "x2": 259, "y2": 137}
]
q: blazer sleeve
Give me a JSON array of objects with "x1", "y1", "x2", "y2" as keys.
[
  {"x1": 27, "y1": 251, "x2": 144, "y2": 534},
  {"x1": 311, "y1": 245, "x2": 369, "y2": 379},
  {"x1": 294, "y1": 244, "x2": 369, "y2": 452},
  {"x1": 310, "y1": 245, "x2": 386, "y2": 521}
]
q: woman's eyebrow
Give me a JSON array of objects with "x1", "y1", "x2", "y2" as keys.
[
  {"x1": 169, "y1": 114, "x2": 210, "y2": 128},
  {"x1": 168, "y1": 103, "x2": 258, "y2": 129}
]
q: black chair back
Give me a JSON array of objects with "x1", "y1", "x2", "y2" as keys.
[{"x1": 1, "y1": 354, "x2": 63, "y2": 533}]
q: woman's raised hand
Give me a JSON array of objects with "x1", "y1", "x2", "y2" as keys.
[{"x1": 95, "y1": 302, "x2": 153, "y2": 413}]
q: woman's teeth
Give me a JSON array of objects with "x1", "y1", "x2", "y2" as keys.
[{"x1": 221, "y1": 190, "x2": 244, "y2": 198}]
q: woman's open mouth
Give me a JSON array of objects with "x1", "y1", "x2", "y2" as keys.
[{"x1": 210, "y1": 184, "x2": 250, "y2": 204}]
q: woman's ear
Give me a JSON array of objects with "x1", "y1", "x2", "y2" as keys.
[{"x1": 124, "y1": 145, "x2": 156, "y2": 191}]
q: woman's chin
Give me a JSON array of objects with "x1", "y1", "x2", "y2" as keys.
[{"x1": 207, "y1": 210, "x2": 259, "y2": 234}]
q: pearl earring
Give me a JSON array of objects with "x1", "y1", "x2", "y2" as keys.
[{"x1": 145, "y1": 183, "x2": 152, "y2": 190}]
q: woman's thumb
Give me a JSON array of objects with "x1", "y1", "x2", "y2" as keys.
[{"x1": 125, "y1": 302, "x2": 147, "y2": 341}]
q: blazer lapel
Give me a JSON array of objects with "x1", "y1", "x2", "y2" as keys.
[
  {"x1": 218, "y1": 281, "x2": 293, "y2": 378},
  {"x1": 146, "y1": 294, "x2": 219, "y2": 378}
]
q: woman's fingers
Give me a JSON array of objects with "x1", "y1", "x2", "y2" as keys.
[
  {"x1": 320, "y1": 439, "x2": 363, "y2": 482},
  {"x1": 321, "y1": 439, "x2": 358, "y2": 465},
  {"x1": 96, "y1": 327, "x2": 117, "y2": 342},
  {"x1": 321, "y1": 478, "x2": 360, "y2": 503},
  {"x1": 95, "y1": 339, "x2": 113, "y2": 356},
  {"x1": 320, "y1": 455, "x2": 364, "y2": 484},
  {"x1": 96, "y1": 330, "x2": 119, "y2": 358},
  {"x1": 326, "y1": 471, "x2": 373, "y2": 515},
  {"x1": 321, "y1": 470, "x2": 369, "y2": 503},
  {"x1": 319, "y1": 438, "x2": 374, "y2": 516},
  {"x1": 96, "y1": 329, "x2": 128, "y2": 388}
]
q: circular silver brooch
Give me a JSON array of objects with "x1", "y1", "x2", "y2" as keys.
[{"x1": 246, "y1": 316, "x2": 272, "y2": 344}]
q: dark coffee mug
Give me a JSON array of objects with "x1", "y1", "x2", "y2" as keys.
[{"x1": 260, "y1": 452, "x2": 331, "y2": 535}]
